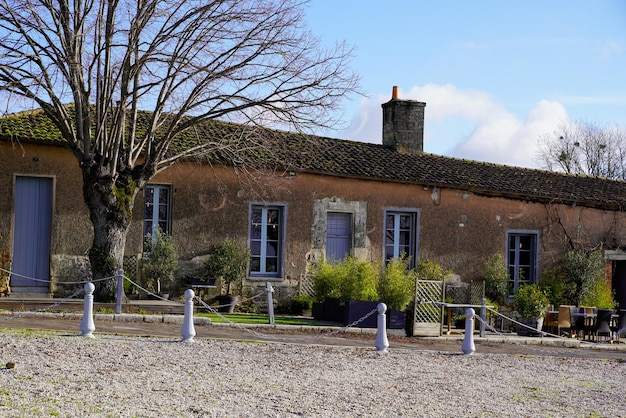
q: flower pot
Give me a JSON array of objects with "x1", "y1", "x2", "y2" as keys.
[{"x1": 517, "y1": 316, "x2": 544, "y2": 337}]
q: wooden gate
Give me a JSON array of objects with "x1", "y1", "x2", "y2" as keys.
[{"x1": 410, "y1": 279, "x2": 445, "y2": 336}]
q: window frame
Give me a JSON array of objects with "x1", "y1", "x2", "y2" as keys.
[
  {"x1": 506, "y1": 230, "x2": 539, "y2": 298},
  {"x1": 143, "y1": 184, "x2": 172, "y2": 246},
  {"x1": 383, "y1": 209, "x2": 420, "y2": 269},
  {"x1": 248, "y1": 204, "x2": 286, "y2": 279}
]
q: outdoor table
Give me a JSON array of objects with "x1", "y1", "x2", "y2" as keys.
[{"x1": 442, "y1": 303, "x2": 494, "y2": 336}]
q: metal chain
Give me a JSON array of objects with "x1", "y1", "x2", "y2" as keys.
[
  {"x1": 0, "y1": 287, "x2": 85, "y2": 322},
  {"x1": 474, "y1": 309, "x2": 620, "y2": 357},
  {"x1": 194, "y1": 296, "x2": 379, "y2": 343},
  {"x1": 0, "y1": 266, "x2": 115, "y2": 284}
]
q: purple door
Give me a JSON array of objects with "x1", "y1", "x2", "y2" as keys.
[{"x1": 11, "y1": 176, "x2": 53, "y2": 292}]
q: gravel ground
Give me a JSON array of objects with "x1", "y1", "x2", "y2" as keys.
[{"x1": 1, "y1": 330, "x2": 625, "y2": 417}]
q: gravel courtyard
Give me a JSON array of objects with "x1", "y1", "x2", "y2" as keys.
[{"x1": 1, "y1": 330, "x2": 625, "y2": 417}]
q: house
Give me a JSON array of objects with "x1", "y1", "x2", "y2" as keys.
[{"x1": 2, "y1": 88, "x2": 626, "y2": 308}]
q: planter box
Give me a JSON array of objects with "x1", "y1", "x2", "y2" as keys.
[
  {"x1": 313, "y1": 299, "x2": 406, "y2": 330},
  {"x1": 516, "y1": 317, "x2": 544, "y2": 337}
]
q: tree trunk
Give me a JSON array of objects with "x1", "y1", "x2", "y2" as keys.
[{"x1": 83, "y1": 168, "x2": 142, "y2": 302}]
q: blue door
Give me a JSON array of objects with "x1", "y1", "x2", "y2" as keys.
[{"x1": 11, "y1": 176, "x2": 53, "y2": 292}]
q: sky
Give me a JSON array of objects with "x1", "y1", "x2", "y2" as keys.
[{"x1": 304, "y1": 1, "x2": 626, "y2": 169}]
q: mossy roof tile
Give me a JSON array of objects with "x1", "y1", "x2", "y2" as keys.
[{"x1": 2, "y1": 110, "x2": 625, "y2": 210}]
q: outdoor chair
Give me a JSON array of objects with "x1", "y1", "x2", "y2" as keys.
[
  {"x1": 591, "y1": 309, "x2": 613, "y2": 342},
  {"x1": 569, "y1": 306, "x2": 586, "y2": 339},
  {"x1": 543, "y1": 307, "x2": 558, "y2": 335},
  {"x1": 557, "y1": 305, "x2": 573, "y2": 337},
  {"x1": 614, "y1": 310, "x2": 626, "y2": 343},
  {"x1": 581, "y1": 306, "x2": 597, "y2": 340}
]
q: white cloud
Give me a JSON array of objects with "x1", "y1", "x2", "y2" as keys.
[{"x1": 343, "y1": 84, "x2": 569, "y2": 168}]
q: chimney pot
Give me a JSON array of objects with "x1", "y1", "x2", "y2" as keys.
[{"x1": 392, "y1": 86, "x2": 398, "y2": 99}]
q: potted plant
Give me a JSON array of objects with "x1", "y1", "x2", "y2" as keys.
[
  {"x1": 140, "y1": 227, "x2": 178, "y2": 298},
  {"x1": 290, "y1": 294, "x2": 314, "y2": 316},
  {"x1": 514, "y1": 283, "x2": 549, "y2": 336},
  {"x1": 204, "y1": 238, "x2": 251, "y2": 313}
]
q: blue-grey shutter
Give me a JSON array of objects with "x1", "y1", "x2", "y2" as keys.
[{"x1": 326, "y1": 212, "x2": 351, "y2": 262}]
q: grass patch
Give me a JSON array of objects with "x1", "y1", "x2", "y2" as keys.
[{"x1": 195, "y1": 313, "x2": 324, "y2": 326}]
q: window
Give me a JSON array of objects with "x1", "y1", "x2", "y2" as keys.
[
  {"x1": 384, "y1": 211, "x2": 418, "y2": 268},
  {"x1": 144, "y1": 185, "x2": 171, "y2": 243},
  {"x1": 507, "y1": 232, "x2": 538, "y2": 297},
  {"x1": 326, "y1": 212, "x2": 352, "y2": 262},
  {"x1": 249, "y1": 205, "x2": 284, "y2": 278}
]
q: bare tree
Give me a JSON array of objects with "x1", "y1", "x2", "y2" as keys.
[
  {"x1": 536, "y1": 120, "x2": 626, "y2": 180},
  {"x1": 0, "y1": 0, "x2": 360, "y2": 300}
]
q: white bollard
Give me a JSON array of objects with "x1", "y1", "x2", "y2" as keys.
[
  {"x1": 462, "y1": 308, "x2": 475, "y2": 355},
  {"x1": 375, "y1": 303, "x2": 389, "y2": 353},
  {"x1": 181, "y1": 289, "x2": 196, "y2": 342},
  {"x1": 80, "y1": 282, "x2": 96, "y2": 338}
]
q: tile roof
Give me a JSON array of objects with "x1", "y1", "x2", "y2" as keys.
[{"x1": 1, "y1": 109, "x2": 625, "y2": 211}]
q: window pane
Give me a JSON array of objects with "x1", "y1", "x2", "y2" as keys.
[
  {"x1": 249, "y1": 257, "x2": 260, "y2": 272},
  {"x1": 265, "y1": 242, "x2": 277, "y2": 257},
  {"x1": 267, "y1": 209, "x2": 279, "y2": 224},
  {"x1": 250, "y1": 241, "x2": 261, "y2": 256},
  {"x1": 399, "y1": 231, "x2": 410, "y2": 246},
  {"x1": 267, "y1": 225, "x2": 278, "y2": 241},
  {"x1": 144, "y1": 221, "x2": 153, "y2": 237},
  {"x1": 386, "y1": 214, "x2": 395, "y2": 228},
  {"x1": 250, "y1": 225, "x2": 262, "y2": 240},
  {"x1": 158, "y1": 188, "x2": 169, "y2": 204},
  {"x1": 265, "y1": 258, "x2": 278, "y2": 273},
  {"x1": 144, "y1": 203, "x2": 153, "y2": 219},
  {"x1": 385, "y1": 230, "x2": 394, "y2": 245},
  {"x1": 399, "y1": 214, "x2": 411, "y2": 229},
  {"x1": 519, "y1": 235, "x2": 531, "y2": 250}
]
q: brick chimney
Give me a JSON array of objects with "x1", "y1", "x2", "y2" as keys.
[{"x1": 382, "y1": 86, "x2": 426, "y2": 154}]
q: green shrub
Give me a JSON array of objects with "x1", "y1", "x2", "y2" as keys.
[
  {"x1": 560, "y1": 249, "x2": 605, "y2": 305},
  {"x1": 312, "y1": 257, "x2": 379, "y2": 303},
  {"x1": 538, "y1": 268, "x2": 565, "y2": 307},
  {"x1": 140, "y1": 227, "x2": 178, "y2": 294},
  {"x1": 290, "y1": 294, "x2": 314, "y2": 315},
  {"x1": 514, "y1": 283, "x2": 549, "y2": 318},
  {"x1": 377, "y1": 256, "x2": 416, "y2": 311},
  {"x1": 204, "y1": 238, "x2": 251, "y2": 295},
  {"x1": 579, "y1": 276, "x2": 616, "y2": 309},
  {"x1": 482, "y1": 253, "x2": 509, "y2": 305},
  {"x1": 311, "y1": 260, "x2": 342, "y2": 301},
  {"x1": 416, "y1": 260, "x2": 451, "y2": 281}
]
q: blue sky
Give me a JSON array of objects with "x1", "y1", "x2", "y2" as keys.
[{"x1": 304, "y1": 1, "x2": 626, "y2": 168}]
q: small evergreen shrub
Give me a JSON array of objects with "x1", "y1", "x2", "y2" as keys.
[
  {"x1": 378, "y1": 256, "x2": 416, "y2": 311},
  {"x1": 482, "y1": 253, "x2": 509, "y2": 305},
  {"x1": 140, "y1": 227, "x2": 178, "y2": 294},
  {"x1": 416, "y1": 260, "x2": 451, "y2": 281},
  {"x1": 204, "y1": 238, "x2": 251, "y2": 295},
  {"x1": 514, "y1": 283, "x2": 549, "y2": 318}
]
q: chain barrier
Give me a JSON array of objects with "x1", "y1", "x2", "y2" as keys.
[
  {"x1": 194, "y1": 296, "x2": 379, "y2": 343},
  {"x1": 471, "y1": 308, "x2": 625, "y2": 356},
  {"x1": 0, "y1": 266, "x2": 116, "y2": 285},
  {"x1": 121, "y1": 275, "x2": 266, "y2": 308},
  {"x1": 0, "y1": 287, "x2": 85, "y2": 322}
]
